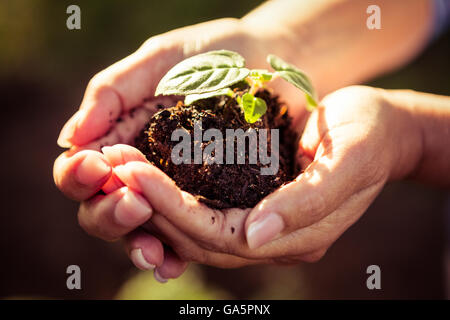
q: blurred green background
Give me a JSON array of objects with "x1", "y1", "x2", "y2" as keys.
[{"x1": 0, "y1": 0, "x2": 449, "y2": 299}]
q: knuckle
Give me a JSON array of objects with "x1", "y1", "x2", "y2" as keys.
[
  {"x1": 189, "y1": 249, "x2": 211, "y2": 265},
  {"x1": 86, "y1": 74, "x2": 119, "y2": 104},
  {"x1": 77, "y1": 204, "x2": 94, "y2": 235},
  {"x1": 88, "y1": 72, "x2": 109, "y2": 91},
  {"x1": 77, "y1": 199, "x2": 118, "y2": 242},
  {"x1": 292, "y1": 189, "x2": 327, "y2": 227},
  {"x1": 197, "y1": 250, "x2": 212, "y2": 265},
  {"x1": 139, "y1": 36, "x2": 163, "y2": 51},
  {"x1": 170, "y1": 243, "x2": 208, "y2": 265},
  {"x1": 194, "y1": 239, "x2": 221, "y2": 252},
  {"x1": 308, "y1": 190, "x2": 328, "y2": 217}
]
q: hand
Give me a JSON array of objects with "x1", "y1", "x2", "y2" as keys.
[
  {"x1": 53, "y1": 18, "x2": 270, "y2": 280},
  {"x1": 109, "y1": 85, "x2": 422, "y2": 267},
  {"x1": 53, "y1": 0, "x2": 447, "y2": 275}
]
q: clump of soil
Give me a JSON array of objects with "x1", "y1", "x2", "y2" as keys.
[{"x1": 135, "y1": 89, "x2": 299, "y2": 209}]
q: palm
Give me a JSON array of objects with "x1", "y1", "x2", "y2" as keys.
[{"x1": 79, "y1": 96, "x2": 177, "y2": 151}]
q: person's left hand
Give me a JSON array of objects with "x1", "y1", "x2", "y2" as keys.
[{"x1": 53, "y1": 17, "x2": 275, "y2": 281}]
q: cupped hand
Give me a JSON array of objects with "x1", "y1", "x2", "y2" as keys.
[
  {"x1": 53, "y1": 18, "x2": 275, "y2": 281},
  {"x1": 107, "y1": 85, "x2": 420, "y2": 268},
  {"x1": 54, "y1": 17, "x2": 407, "y2": 277}
]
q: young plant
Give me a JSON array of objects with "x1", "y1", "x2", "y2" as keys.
[{"x1": 155, "y1": 50, "x2": 318, "y2": 123}]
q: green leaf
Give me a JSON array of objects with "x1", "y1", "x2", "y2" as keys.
[
  {"x1": 249, "y1": 69, "x2": 273, "y2": 82},
  {"x1": 240, "y1": 93, "x2": 267, "y2": 123},
  {"x1": 155, "y1": 50, "x2": 250, "y2": 96},
  {"x1": 184, "y1": 88, "x2": 234, "y2": 105},
  {"x1": 267, "y1": 54, "x2": 318, "y2": 110},
  {"x1": 305, "y1": 94, "x2": 318, "y2": 112}
]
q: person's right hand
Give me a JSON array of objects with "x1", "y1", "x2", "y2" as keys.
[{"x1": 107, "y1": 85, "x2": 425, "y2": 270}]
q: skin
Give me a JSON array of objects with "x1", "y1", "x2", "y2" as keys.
[{"x1": 53, "y1": 0, "x2": 449, "y2": 281}]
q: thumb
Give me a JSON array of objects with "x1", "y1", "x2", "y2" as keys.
[{"x1": 245, "y1": 113, "x2": 371, "y2": 250}]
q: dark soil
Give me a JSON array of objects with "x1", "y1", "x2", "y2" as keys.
[{"x1": 134, "y1": 88, "x2": 299, "y2": 209}]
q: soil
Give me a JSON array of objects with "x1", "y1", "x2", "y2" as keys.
[{"x1": 134, "y1": 88, "x2": 299, "y2": 209}]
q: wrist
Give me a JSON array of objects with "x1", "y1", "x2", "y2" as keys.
[
  {"x1": 168, "y1": 18, "x2": 255, "y2": 59},
  {"x1": 386, "y1": 90, "x2": 450, "y2": 185},
  {"x1": 382, "y1": 89, "x2": 425, "y2": 181}
]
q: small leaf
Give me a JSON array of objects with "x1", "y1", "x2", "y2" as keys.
[
  {"x1": 249, "y1": 69, "x2": 273, "y2": 82},
  {"x1": 241, "y1": 93, "x2": 267, "y2": 123},
  {"x1": 267, "y1": 54, "x2": 318, "y2": 110},
  {"x1": 305, "y1": 94, "x2": 318, "y2": 112},
  {"x1": 184, "y1": 88, "x2": 234, "y2": 105},
  {"x1": 155, "y1": 50, "x2": 250, "y2": 96}
]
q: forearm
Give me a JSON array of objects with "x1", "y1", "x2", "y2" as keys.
[
  {"x1": 386, "y1": 89, "x2": 450, "y2": 186},
  {"x1": 242, "y1": 0, "x2": 434, "y2": 96}
]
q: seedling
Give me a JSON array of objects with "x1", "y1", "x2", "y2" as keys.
[{"x1": 155, "y1": 50, "x2": 318, "y2": 123}]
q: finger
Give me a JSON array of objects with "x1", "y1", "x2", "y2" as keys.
[
  {"x1": 53, "y1": 149, "x2": 111, "y2": 201},
  {"x1": 154, "y1": 248, "x2": 189, "y2": 283},
  {"x1": 244, "y1": 114, "x2": 386, "y2": 250},
  {"x1": 78, "y1": 187, "x2": 152, "y2": 241},
  {"x1": 124, "y1": 229, "x2": 164, "y2": 270},
  {"x1": 110, "y1": 145, "x2": 369, "y2": 263},
  {"x1": 113, "y1": 161, "x2": 271, "y2": 259},
  {"x1": 296, "y1": 106, "x2": 325, "y2": 158},
  {"x1": 101, "y1": 144, "x2": 148, "y2": 193},
  {"x1": 75, "y1": 98, "x2": 173, "y2": 150},
  {"x1": 102, "y1": 174, "x2": 125, "y2": 195},
  {"x1": 113, "y1": 161, "x2": 239, "y2": 247},
  {"x1": 241, "y1": 179, "x2": 384, "y2": 259},
  {"x1": 102, "y1": 144, "x2": 148, "y2": 166},
  {"x1": 148, "y1": 214, "x2": 266, "y2": 269},
  {"x1": 57, "y1": 39, "x2": 181, "y2": 148}
]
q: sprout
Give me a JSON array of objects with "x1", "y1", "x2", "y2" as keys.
[{"x1": 155, "y1": 50, "x2": 318, "y2": 123}]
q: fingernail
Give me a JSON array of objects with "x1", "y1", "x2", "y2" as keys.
[
  {"x1": 76, "y1": 154, "x2": 111, "y2": 186},
  {"x1": 101, "y1": 173, "x2": 125, "y2": 193},
  {"x1": 130, "y1": 248, "x2": 155, "y2": 271},
  {"x1": 101, "y1": 145, "x2": 113, "y2": 155},
  {"x1": 113, "y1": 165, "x2": 139, "y2": 190},
  {"x1": 114, "y1": 190, "x2": 152, "y2": 227},
  {"x1": 246, "y1": 213, "x2": 284, "y2": 249},
  {"x1": 154, "y1": 269, "x2": 168, "y2": 283},
  {"x1": 57, "y1": 110, "x2": 84, "y2": 148},
  {"x1": 101, "y1": 146, "x2": 116, "y2": 162}
]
